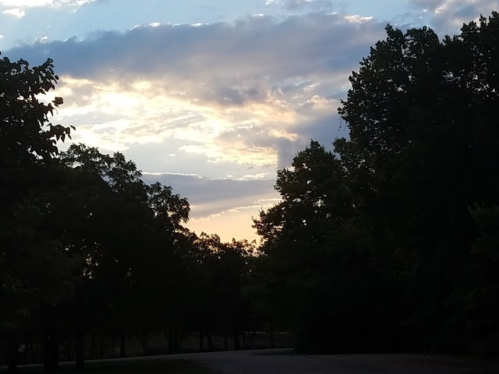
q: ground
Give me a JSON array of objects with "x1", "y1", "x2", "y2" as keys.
[
  {"x1": 0, "y1": 359, "x2": 213, "y2": 374},
  {"x1": 185, "y1": 349, "x2": 499, "y2": 374},
  {"x1": 3, "y1": 349, "x2": 499, "y2": 374}
]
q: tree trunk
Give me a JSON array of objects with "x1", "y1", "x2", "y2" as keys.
[
  {"x1": 41, "y1": 306, "x2": 59, "y2": 371},
  {"x1": 120, "y1": 335, "x2": 126, "y2": 358},
  {"x1": 30, "y1": 342, "x2": 35, "y2": 365},
  {"x1": 140, "y1": 334, "x2": 150, "y2": 356},
  {"x1": 173, "y1": 326, "x2": 181, "y2": 353},
  {"x1": 75, "y1": 326, "x2": 85, "y2": 371},
  {"x1": 270, "y1": 319, "x2": 274, "y2": 349},
  {"x1": 71, "y1": 342, "x2": 76, "y2": 361},
  {"x1": 249, "y1": 330, "x2": 256, "y2": 349},
  {"x1": 65, "y1": 338, "x2": 73, "y2": 362},
  {"x1": 233, "y1": 329, "x2": 240, "y2": 351},
  {"x1": 206, "y1": 330, "x2": 213, "y2": 352},
  {"x1": 87, "y1": 335, "x2": 96, "y2": 360},
  {"x1": 199, "y1": 330, "x2": 204, "y2": 352},
  {"x1": 6, "y1": 338, "x2": 18, "y2": 373},
  {"x1": 167, "y1": 326, "x2": 173, "y2": 353},
  {"x1": 242, "y1": 331, "x2": 248, "y2": 349},
  {"x1": 22, "y1": 339, "x2": 30, "y2": 365},
  {"x1": 49, "y1": 323, "x2": 60, "y2": 370},
  {"x1": 99, "y1": 334, "x2": 106, "y2": 359},
  {"x1": 43, "y1": 327, "x2": 50, "y2": 370}
]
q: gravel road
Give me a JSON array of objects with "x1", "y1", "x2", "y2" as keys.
[{"x1": 181, "y1": 349, "x2": 499, "y2": 374}]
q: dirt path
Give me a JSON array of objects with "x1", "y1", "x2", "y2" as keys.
[{"x1": 182, "y1": 349, "x2": 499, "y2": 374}]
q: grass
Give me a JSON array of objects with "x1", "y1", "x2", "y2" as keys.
[{"x1": 1, "y1": 358, "x2": 215, "y2": 374}]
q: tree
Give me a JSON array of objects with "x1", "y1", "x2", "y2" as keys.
[
  {"x1": 255, "y1": 12, "x2": 499, "y2": 354},
  {"x1": 0, "y1": 54, "x2": 77, "y2": 372},
  {"x1": 254, "y1": 142, "x2": 402, "y2": 352},
  {"x1": 337, "y1": 14, "x2": 499, "y2": 349},
  {"x1": 447, "y1": 205, "x2": 499, "y2": 354}
]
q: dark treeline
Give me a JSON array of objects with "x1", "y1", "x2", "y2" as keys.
[
  {"x1": 0, "y1": 57, "x2": 262, "y2": 372},
  {"x1": 254, "y1": 13, "x2": 499, "y2": 354},
  {"x1": 2, "y1": 11, "x2": 499, "y2": 372}
]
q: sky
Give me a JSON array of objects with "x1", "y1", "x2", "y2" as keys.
[{"x1": 2, "y1": 0, "x2": 498, "y2": 241}]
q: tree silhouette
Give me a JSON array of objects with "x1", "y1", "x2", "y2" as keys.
[
  {"x1": 0, "y1": 55, "x2": 76, "y2": 372},
  {"x1": 254, "y1": 12, "x2": 499, "y2": 354}
]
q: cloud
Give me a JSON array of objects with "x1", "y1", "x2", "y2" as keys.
[
  {"x1": 266, "y1": 0, "x2": 337, "y2": 12},
  {"x1": 6, "y1": 12, "x2": 383, "y2": 170},
  {"x1": 409, "y1": 0, "x2": 499, "y2": 31},
  {"x1": 141, "y1": 173, "x2": 278, "y2": 219},
  {"x1": 284, "y1": 0, "x2": 334, "y2": 11},
  {"x1": 7, "y1": 12, "x2": 381, "y2": 85},
  {"x1": 0, "y1": 0, "x2": 96, "y2": 7},
  {"x1": 2, "y1": 8, "x2": 26, "y2": 17},
  {"x1": 0, "y1": 0, "x2": 97, "y2": 18},
  {"x1": 146, "y1": 172, "x2": 280, "y2": 241},
  {"x1": 0, "y1": 0, "x2": 52, "y2": 6}
]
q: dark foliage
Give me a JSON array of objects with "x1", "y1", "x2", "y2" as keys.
[{"x1": 254, "y1": 13, "x2": 499, "y2": 354}]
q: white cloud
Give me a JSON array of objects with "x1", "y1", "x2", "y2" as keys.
[
  {"x1": 0, "y1": 0, "x2": 53, "y2": 6},
  {"x1": 237, "y1": 172, "x2": 273, "y2": 181},
  {"x1": 265, "y1": 0, "x2": 334, "y2": 11},
  {"x1": 141, "y1": 172, "x2": 278, "y2": 218},
  {"x1": 0, "y1": 0, "x2": 96, "y2": 11},
  {"x1": 2, "y1": 8, "x2": 26, "y2": 17},
  {"x1": 344, "y1": 15, "x2": 374, "y2": 23}
]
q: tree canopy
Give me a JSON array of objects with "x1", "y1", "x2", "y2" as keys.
[{"x1": 254, "y1": 12, "x2": 499, "y2": 354}]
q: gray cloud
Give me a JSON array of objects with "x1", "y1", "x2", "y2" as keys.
[
  {"x1": 124, "y1": 138, "x2": 277, "y2": 180},
  {"x1": 294, "y1": 112, "x2": 348, "y2": 146},
  {"x1": 4, "y1": 12, "x2": 386, "y2": 173},
  {"x1": 9, "y1": 4, "x2": 488, "y2": 169},
  {"x1": 6, "y1": 12, "x2": 384, "y2": 103},
  {"x1": 409, "y1": 0, "x2": 499, "y2": 32},
  {"x1": 410, "y1": 0, "x2": 442, "y2": 10},
  {"x1": 215, "y1": 124, "x2": 304, "y2": 169},
  {"x1": 142, "y1": 173, "x2": 277, "y2": 218},
  {"x1": 281, "y1": 0, "x2": 336, "y2": 11}
]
